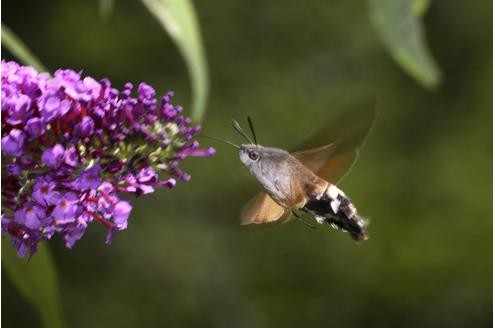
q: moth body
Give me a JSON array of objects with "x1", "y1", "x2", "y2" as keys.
[
  {"x1": 303, "y1": 184, "x2": 368, "y2": 241},
  {"x1": 239, "y1": 143, "x2": 368, "y2": 240},
  {"x1": 231, "y1": 105, "x2": 374, "y2": 241},
  {"x1": 239, "y1": 145, "x2": 294, "y2": 205}
]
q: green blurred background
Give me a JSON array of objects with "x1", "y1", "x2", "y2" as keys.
[{"x1": 2, "y1": 0, "x2": 492, "y2": 327}]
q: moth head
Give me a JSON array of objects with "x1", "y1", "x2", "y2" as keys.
[
  {"x1": 239, "y1": 144, "x2": 262, "y2": 167},
  {"x1": 239, "y1": 144, "x2": 288, "y2": 171},
  {"x1": 233, "y1": 118, "x2": 287, "y2": 172},
  {"x1": 233, "y1": 117, "x2": 262, "y2": 169}
]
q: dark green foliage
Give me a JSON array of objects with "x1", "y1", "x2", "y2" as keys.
[{"x1": 1, "y1": 0, "x2": 491, "y2": 327}]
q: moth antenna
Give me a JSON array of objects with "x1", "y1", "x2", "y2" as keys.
[
  {"x1": 247, "y1": 116, "x2": 258, "y2": 145},
  {"x1": 231, "y1": 119, "x2": 254, "y2": 144},
  {"x1": 199, "y1": 135, "x2": 240, "y2": 149}
]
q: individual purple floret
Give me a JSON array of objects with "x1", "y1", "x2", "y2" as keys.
[{"x1": 1, "y1": 60, "x2": 215, "y2": 257}]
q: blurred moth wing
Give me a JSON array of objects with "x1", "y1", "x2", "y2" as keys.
[
  {"x1": 291, "y1": 143, "x2": 339, "y2": 177},
  {"x1": 292, "y1": 143, "x2": 357, "y2": 184},
  {"x1": 240, "y1": 192, "x2": 290, "y2": 225},
  {"x1": 240, "y1": 101, "x2": 376, "y2": 226},
  {"x1": 294, "y1": 100, "x2": 376, "y2": 183}
]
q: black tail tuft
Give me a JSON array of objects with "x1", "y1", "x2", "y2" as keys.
[{"x1": 326, "y1": 214, "x2": 368, "y2": 241}]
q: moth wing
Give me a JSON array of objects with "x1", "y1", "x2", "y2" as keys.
[
  {"x1": 291, "y1": 143, "x2": 339, "y2": 177},
  {"x1": 292, "y1": 144, "x2": 359, "y2": 183},
  {"x1": 292, "y1": 100, "x2": 376, "y2": 183},
  {"x1": 240, "y1": 193, "x2": 290, "y2": 226}
]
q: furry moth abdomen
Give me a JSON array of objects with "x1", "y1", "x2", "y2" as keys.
[{"x1": 303, "y1": 184, "x2": 368, "y2": 241}]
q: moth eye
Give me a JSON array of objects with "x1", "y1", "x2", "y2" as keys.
[{"x1": 248, "y1": 151, "x2": 259, "y2": 161}]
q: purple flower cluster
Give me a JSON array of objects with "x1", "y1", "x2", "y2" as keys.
[{"x1": 1, "y1": 60, "x2": 215, "y2": 257}]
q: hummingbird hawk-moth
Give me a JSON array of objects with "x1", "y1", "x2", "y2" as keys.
[{"x1": 218, "y1": 102, "x2": 375, "y2": 241}]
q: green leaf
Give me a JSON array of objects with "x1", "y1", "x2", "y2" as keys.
[
  {"x1": 141, "y1": 0, "x2": 209, "y2": 122},
  {"x1": 411, "y1": 0, "x2": 431, "y2": 16},
  {"x1": 99, "y1": 0, "x2": 115, "y2": 21},
  {"x1": 369, "y1": 0, "x2": 441, "y2": 89},
  {"x1": 2, "y1": 239, "x2": 66, "y2": 328},
  {"x1": 1, "y1": 24, "x2": 48, "y2": 73}
]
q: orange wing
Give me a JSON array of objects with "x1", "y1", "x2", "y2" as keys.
[
  {"x1": 292, "y1": 145, "x2": 358, "y2": 183},
  {"x1": 292, "y1": 100, "x2": 376, "y2": 183},
  {"x1": 291, "y1": 143, "x2": 338, "y2": 178},
  {"x1": 240, "y1": 193, "x2": 290, "y2": 226}
]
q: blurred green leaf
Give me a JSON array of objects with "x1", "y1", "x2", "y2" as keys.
[
  {"x1": 411, "y1": 0, "x2": 431, "y2": 16},
  {"x1": 1, "y1": 24, "x2": 48, "y2": 72},
  {"x1": 99, "y1": 0, "x2": 115, "y2": 21},
  {"x1": 142, "y1": 0, "x2": 209, "y2": 122},
  {"x1": 2, "y1": 240, "x2": 66, "y2": 328},
  {"x1": 369, "y1": 0, "x2": 441, "y2": 89}
]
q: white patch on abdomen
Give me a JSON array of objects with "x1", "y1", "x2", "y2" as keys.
[
  {"x1": 326, "y1": 184, "x2": 344, "y2": 199},
  {"x1": 330, "y1": 199, "x2": 341, "y2": 214},
  {"x1": 325, "y1": 184, "x2": 346, "y2": 213}
]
